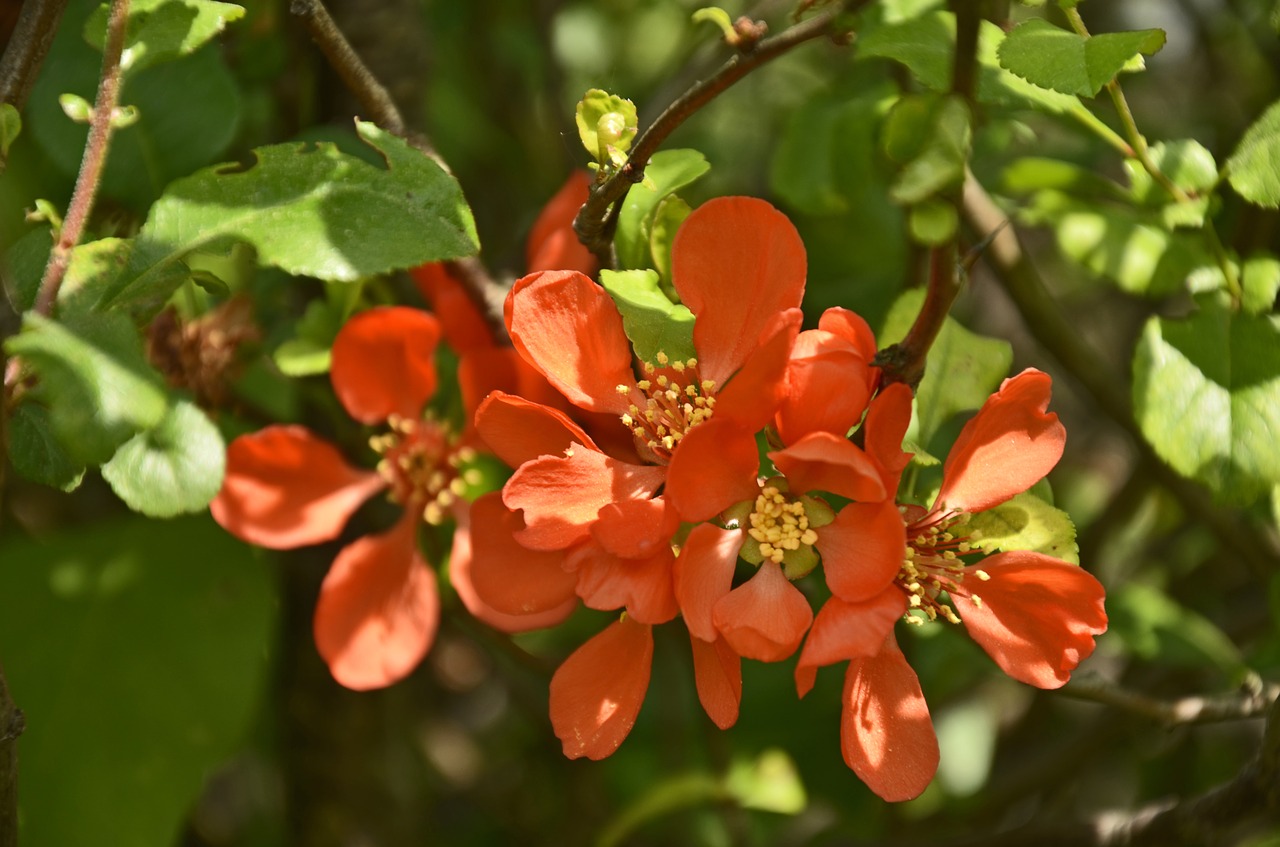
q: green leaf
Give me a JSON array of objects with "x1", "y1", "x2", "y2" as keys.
[
  {"x1": 890, "y1": 95, "x2": 971, "y2": 205},
  {"x1": 7, "y1": 403, "x2": 86, "y2": 491},
  {"x1": 97, "y1": 120, "x2": 479, "y2": 312},
  {"x1": 101, "y1": 400, "x2": 226, "y2": 517},
  {"x1": 1124, "y1": 139, "x2": 1218, "y2": 228},
  {"x1": 600, "y1": 269, "x2": 696, "y2": 364},
  {"x1": 908, "y1": 199, "x2": 958, "y2": 245},
  {"x1": 1001, "y1": 156, "x2": 1129, "y2": 200},
  {"x1": 85, "y1": 0, "x2": 245, "y2": 76},
  {"x1": 615, "y1": 148, "x2": 710, "y2": 271},
  {"x1": 996, "y1": 19, "x2": 1165, "y2": 97},
  {"x1": 575, "y1": 89, "x2": 637, "y2": 167},
  {"x1": 648, "y1": 194, "x2": 691, "y2": 290},
  {"x1": 5, "y1": 312, "x2": 168, "y2": 465},
  {"x1": 965, "y1": 491, "x2": 1079, "y2": 564},
  {"x1": 0, "y1": 514, "x2": 274, "y2": 847},
  {"x1": 1108, "y1": 583, "x2": 1245, "y2": 674},
  {"x1": 723, "y1": 749, "x2": 806, "y2": 814},
  {"x1": 0, "y1": 102, "x2": 19, "y2": 157},
  {"x1": 1242, "y1": 253, "x2": 1280, "y2": 315},
  {"x1": 1133, "y1": 295, "x2": 1280, "y2": 504},
  {"x1": 880, "y1": 288, "x2": 1013, "y2": 447},
  {"x1": 1227, "y1": 98, "x2": 1280, "y2": 208}
]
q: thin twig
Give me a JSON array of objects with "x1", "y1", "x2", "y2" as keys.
[
  {"x1": 1062, "y1": 673, "x2": 1280, "y2": 727},
  {"x1": 572, "y1": 0, "x2": 868, "y2": 264},
  {"x1": 0, "y1": 0, "x2": 70, "y2": 112},
  {"x1": 961, "y1": 173, "x2": 1280, "y2": 579},
  {"x1": 30, "y1": 0, "x2": 131, "y2": 319},
  {"x1": 0, "y1": 664, "x2": 23, "y2": 847}
]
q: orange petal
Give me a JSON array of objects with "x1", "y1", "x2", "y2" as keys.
[
  {"x1": 592, "y1": 496, "x2": 679, "y2": 559},
  {"x1": 712, "y1": 562, "x2": 814, "y2": 663},
  {"x1": 570, "y1": 542, "x2": 678, "y2": 625},
  {"x1": 712, "y1": 309, "x2": 802, "y2": 433},
  {"x1": 313, "y1": 514, "x2": 438, "y2": 691},
  {"x1": 842, "y1": 635, "x2": 938, "y2": 802},
  {"x1": 330, "y1": 306, "x2": 441, "y2": 424},
  {"x1": 769, "y1": 432, "x2": 886, "y2": 502},
  {"x1": 526, "y1": 171, "x2": 598, "y2": 276},
  {"x1": 818, "y1": 307, "x2": 878, "y2": 361},
  {"x1": 673, "y1": 197, "x2": 807, "y2": 385},
  {"x1": 795, "y1": 590, "x2": 907, "y2": 697},
  {"x1": 475, "y1": 391, "x2": 597, "y2": 470},
  {"x1": 817, "y1": 500, "x2": 907, "y2": 602},
  {"x1": 936, "y1": 369, "x2": 1065, "y2": 514},
  {"x1": 504, "y1": 446, "x2": 666, "y2": 551},
  {"x1": 665, "y1": 420, "x2": 760, "y2": 523},
  {"x1": 460, "y1": 491, "x2": 579, "y2": 620},
  {"x1": 410, "y1": 262, "x2": 494, "y2": 355},
  {"x1": 505, "y1": 270, "x2": 634, "y2": 415},
  {"x1": 691, "y1": 634, "x2": 741, "y2": 730},
  {"x1": 775, "y1": 328, "x2": 875, "y2": 445},
  {"x1": 550, "y1": 616, "x2": 653, "y2": 760},
  {"x1": 954, "y1": 551, "x2": 1108, "y2": 689},
  {"x1": 865, "y1": 382, "x2": 913, "y2": 482},
  {"x1": 673, "y1": 523, "x2": 743, "y2": 642},
  {"x1": 211, "y1": 425, "x2": 385, "y2": 549}
]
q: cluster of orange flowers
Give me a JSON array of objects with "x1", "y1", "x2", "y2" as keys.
[{"x1": 211, "y1": 178, "x2": 1106, "y2": 801}]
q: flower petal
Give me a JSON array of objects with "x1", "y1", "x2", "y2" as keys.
[
  {"x1": 769, "y1": 432, "x2": 886, "y2": 503},
  {"x1": 673, "y1": 197, "x2": 807, "y2": 385},
  {"x1": 591, "y1": 496, "x2": 679, "y2": 559},
  {"x1": 865, "y1": 382, "x2": 914, "y2": 482},
  {"x1": 550, "y1": 616, "x2": 653, "y2": 760},
  {"x1": 674, "y1": 523, "x2": 743, "y2": 642},
  {"x1": 504, "y1": 445, "x2": 666, "y2": 550},
  {"x1": 795, "y1": 590, "x2": 907, "y2": 697},
  {"x1": 936, "y1": 369, "x2": 1065, "y2": 514},
  {"x1": 818, "y1": 307, "x2": 878, "y2": 361},
  {"x1": 775, "y1": 330, "x2": 875, "y2": 445},
  {"x1": 570, "y1": 542, "x2": 678, "y2": 625},
  {"x1": 410, "y1": 263, "x2": 494, "y2": 356},
  {"x1": 842, "y1": 635, "x2": 938, "y2": 802},
  {"x1": 526, "y1": 171, "x2": 597, "y2": 276},
  {"x1": 460, "y1": 491, "x2": 579, "y2": 620},
  {"x1": 817, "y1": 500, "x2": 907, "y2": 602},
  {"x1": 665, "y1": 420, "x2": 760, "y2": 523},
  {"x1": 953, "y1": 551, "x2": 1108, "y2": 689},
  {"x1": 505, "y1": 270, "x2": 635, "y2": 415},
  {"x1": 712, "y1": 561, "x2": 814, "y2": 663},
  {"x1": 475, "y1": 391, "x2": 597, "y2": 469},
  {"x1": 211, "y1": 425, "x2": 385, "y2": 549},
  {"x1": 711, "y1": 308, "x2": 803, "y2": 433},
  {"x1": 691, "y1": 634, "x2": 741, "y2": 730},
  {"x1": 330, "y1": 306, "x2": 441, "y2": 424},
  {"x1": 313, "y1": 514, "x2": 438, "y2": 691}
]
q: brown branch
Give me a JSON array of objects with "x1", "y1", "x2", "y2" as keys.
[
  {"x1": 1061, "y1": 673, "x2": 1280, "y2": 727},
  {"x1": 960, "y1": 173, "x2": 1280, "y2": 580},
  {"x1": 31, "y1": 0, "x2": 130, "y2": 319},
  {"x1": 0, "y1": 663, "x2": 23, "y2": 847},
  {"x1": 0, "y1": 0, "x2": 70, "y2": 112},
  {"x1": 573, "y1": 1, "x2": 868, "y2": 264}
]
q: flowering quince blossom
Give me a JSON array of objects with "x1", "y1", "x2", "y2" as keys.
[
  {"x1": 210, "y1": 306, "x2": 571, "y2": 691},
  {"x1": 468, "y1": 195, "x2": 812, "y2": 758},
  {"x1": 791, "y1": 368, "x2": 1109, "y2": 802}
]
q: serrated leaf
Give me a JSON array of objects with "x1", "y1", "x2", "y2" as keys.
[
  {"x1": 965, "y1": 491, "x2": 1079, "y2": 564},
  {"x1": 997, "y1": 19, "x2": 1165, "y2": 97},
  {"x1": 85, "y1": 0, "x2": 245, "y2": 75},
  {"x1": 599, "y1": 269, "x2": 696, "y2": 364},
  {"x1": 97, "y1": 120, "x2": 478, "y2": 312},
  {"x1": 1133, "y1": 295, "x2": 1280, "y2": 504},
  {"x1": 101, "y1": 399, "x2": 226, "y2": 516},
  {"x1": 881, "y1": 289, "x2": 1013, "y2": 447},
  {"x1": 1242, "y1": 253, "x2": 1280, "y2": 315},
  {"x1": 1108, "y1": 583, "x2": 1245, "y2": 674},
  {"x1": 615, "y1": 149, "x2": 710, "y2": 271},
  {"x1": 8, "y1": 403, "x2": 86, "y2": 491},
  {"x1": 1227, "y1": 98, "x2": 1280, "y2": 208},
  {"x1": 5, "y1": 312, "x2": 168, "y2": 465}
]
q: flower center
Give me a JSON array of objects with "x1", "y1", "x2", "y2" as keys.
[
  {"x1": 896, "y1": 510, "x2": 988, "y2": 625},
  {"x1": 370, "y1": 415, "x2": 478, "y2": 524},
  {"x1": 615, "y1": 351, "x2": 717, "y2": 461},
  {"x1": 725, "y1": 479, "x2": 833, "y2": 579}
]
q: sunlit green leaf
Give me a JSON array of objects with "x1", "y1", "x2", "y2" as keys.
[
  {"x1": 1242, "y1": 253, "x2": 1280, "y2": 315},
  {"x1": 600, "y1": 268, "x2": 695, "y2": 364},
  {"x1": 997, "y1": 19, "x2": 1165, "y2": 97},
  {"x1": 97, "y1": 120, "x2": 478, "y2": 312},
  {"x1": 85, "y1": 0, "x2": 245, "y2": 75},
  {"x1": 723, "y1": 749, "x2": 806, "y2": 813},
  {"x1": 648, "y1": 194, "x2": 691, "y2": 290},
  {"x1": 1133, "y1": 294, "x2": 1280, "y2": 504},
  {"x1": 615, "y1": 148, "x2": 709, "y2": 271},
  {"x1": 1125, "y1": 139, "x2": 1218, "y2": 228},
  {"x1": 575, "y1": 88, "x2": 637, "y2": 167},
  {"x1": 965, "y1": 491, "x2": 1080, "y2": 564},
  {"x1": 101, "y1": 400, "x2": 226, "y2": 517},
  {"x1": 908, "y1": 199, "x2": 958, "y2": 245},
  {"x1": 1227, "y1": 97, "x2": 1280, "y2": 208}
]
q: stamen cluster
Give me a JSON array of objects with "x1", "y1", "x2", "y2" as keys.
[
  {"x1": 897, "y1": 511, "x2": 988, "y2": 625},
  {"x1": 748, "y1": 486, "x2": 819, "y2": 564},
  {"x1": 370, "y1": 415, "x2": 478, "y2": 524},
  {"x1": 616, "y1": 352, "x2": 716, "y2": 460}
]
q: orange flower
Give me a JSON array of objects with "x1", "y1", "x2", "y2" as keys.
[{"x1": 793, "y1": 369, "x2": 1108, "y2": 801}]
